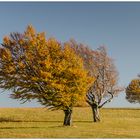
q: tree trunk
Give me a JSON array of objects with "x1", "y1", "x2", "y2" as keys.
[
  {"x1": 91, "y1": 105, "x2": 100, "y2": 122},
  {"x1": 63, "y1": 109, "x2": 72, "y2": 126}
]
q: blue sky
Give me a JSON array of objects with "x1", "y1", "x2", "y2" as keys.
[{"x1": 0, "y1": 2, "x2": 140, "y2": 108}]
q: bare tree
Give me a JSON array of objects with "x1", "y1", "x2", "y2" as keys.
[{"x1": 67, "y1": 39, "x2": 123, "y2": 122}]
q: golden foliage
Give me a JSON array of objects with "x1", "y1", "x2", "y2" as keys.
[
  {"x1": 126, "y1": 79, "x2": 140, "y2": 93},
  {"x1": 0, "y1": 25, "x2": 94, "y2": 110},
  {"x1": 126, "y1": 78, "x2": 140, "y2": 103}
]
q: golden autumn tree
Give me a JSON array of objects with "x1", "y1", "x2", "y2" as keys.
[
  {"x1": 126, "y1": 77, "x2": 140, "y2": 103},
  {"x1": 0, "y1": 25, "x2": 94, "y2": 126},
  {"x1": 67, "y1": 40, "x2": 123, "y2": 122}
]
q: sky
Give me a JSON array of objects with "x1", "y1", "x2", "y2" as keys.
[{"x1": 0, "y1": 2, "x2": 140, "y2": 108}]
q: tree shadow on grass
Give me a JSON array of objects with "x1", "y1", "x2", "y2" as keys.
[
  {"x1": 0, "y1": 118, "x2": 93, "y2": 129},
  {"x1": 0, "y1": 117, "x2": 63, "y2": 123},
  {"x1": 48, "y1": 121, "x2": 93, "y2": 128},
  {"x1": 0, "y1": 117, "x2": 18, "y2": 122},
  {"x1": 74, "y1": 121, "x2": 92, "y2": 123},
  {"x1": 0, "y1": 118, "x2": 92, "y2": 123},
  {"x1": 0, "y1": 126, "x2": 46, "y2": 129}
]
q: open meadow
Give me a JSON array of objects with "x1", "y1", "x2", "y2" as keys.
[{"x1": 0, "y1": 107, "x2": 139, "y2": 138}]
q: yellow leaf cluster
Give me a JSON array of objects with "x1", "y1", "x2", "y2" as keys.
[
  {"x1": 0, "y1": 25, "x2": 95, "y2": 110},
  {"x1": 126, "y1": 79, "x2": 140, "y2": 94}
]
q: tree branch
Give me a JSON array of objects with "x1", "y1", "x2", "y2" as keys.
[
  {"x1": 98, "y1": 91, "x2": 114, "y2": 108},
  {"x1": 86, "y1": 92, "x2": 98, "y2": 106}
]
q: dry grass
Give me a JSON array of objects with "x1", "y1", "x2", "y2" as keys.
[{"x1": 0, "y1": 107, "x2": 139, "y2": 138}]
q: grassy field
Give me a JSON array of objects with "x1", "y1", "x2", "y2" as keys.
[{"x1": 0, "y1": 107, "x2": 139, "y2": 138}]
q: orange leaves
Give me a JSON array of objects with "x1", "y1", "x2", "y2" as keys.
[
  {"x1": 18, "y1": 61, "x2": 25, "y2": 69},
  {"x1": 40, "y1": 71, "x2": 52, "y2": 80},
  {"x1": 3, "y1": 36, "x2": 10, "y2": 45},
  {"x1": 0, "y1": 48, "x2": 12, "y2": 61},
  {"x1": 126, "y1": 78, "x2": 140, "y2": 103},
  {"x1": 0, "y1": 48, "x2": 7, "y2": 59},
  {"x1": 126, "y1": 79, "x2": 140, "y2": 94},
  {"x1": 36, "y1": 32, "x2": 46, "y2": 43},
  {"x1": 24, "y1": 24, "x2": 36, "y2": 38},
  {"x1": 0, "y1": 25, "x2": 95, "y2": 110}
]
